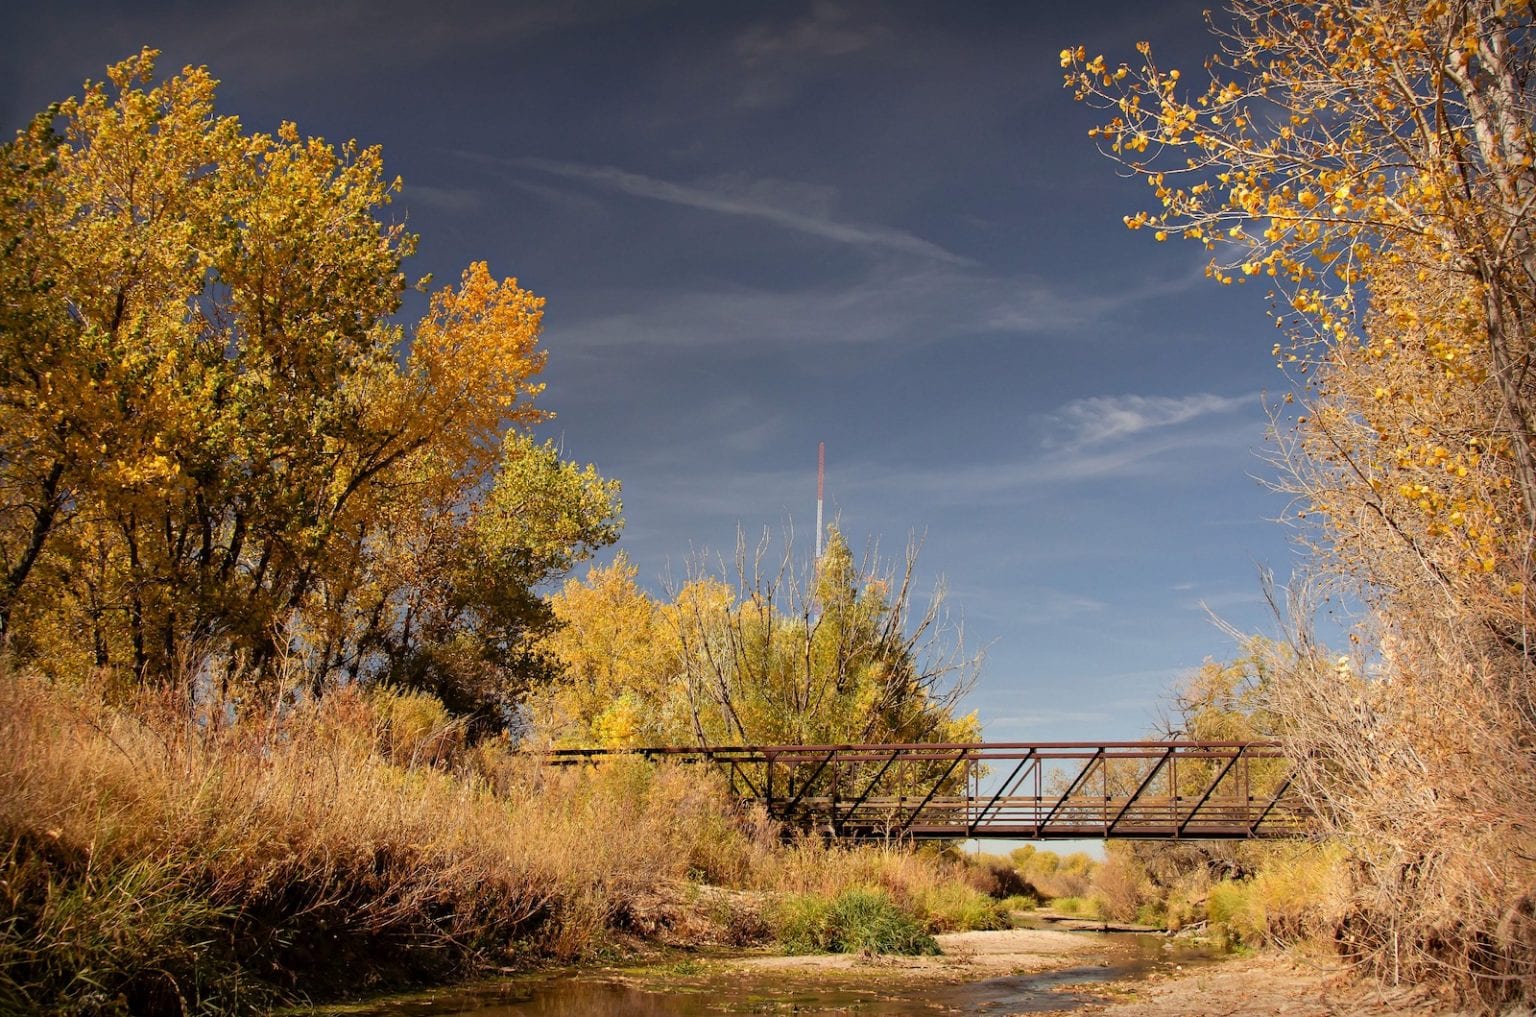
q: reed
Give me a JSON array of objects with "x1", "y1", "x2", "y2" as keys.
[
  {"x1": 0, "y1": 679, "x2": 753, "y2": 1012},
  {"x1": 0, "y1": 677, "x2": 1008, "y2": 1013}
]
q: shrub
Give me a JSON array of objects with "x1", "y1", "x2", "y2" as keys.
[
  {"x1": 1198, "y1": 844, "x2": 1346, "y2": 948},
  {"x1": 915, "y1": 882, "x2": 1009, "y2": 932},
  {"x1": 771, "y1": 892, "x2": 834, "y2": 954},
  {"x1": 370, "y1": 686, "x2": 463, "y2": 765},
  {"x1": 1206, "y1": 880, "x2": 1248, "y2": 931},
  {"x1": 830, "y1": 887, "x2": 939, "y2": 954},
  {"x1": 0, "y1": 677, "x2": 1002, "y2": 1009},
  {"x1": 0, "y1": 845, "x2": 245, "y2": 1015},
  {"x1": 1090, "y1": 850, "x2": 1151, "y2": 922},
  {"x1": 771, "y1": 887, "x2": 938, "y2": 955},
  {"x1": 1008, "y1": 845, "x2": 1097, "y2": 900},
  {"x1": 0, "y1": 678, "x2": 754, "y2": 1011},
  {"x1": 960, "y1": 852, "x2": 1034, "y2": 899}
]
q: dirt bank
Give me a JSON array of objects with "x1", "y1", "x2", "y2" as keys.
[
  {"x1": 721, "y1": 932, "x2": 1464, "y2": 1016},
  {"x1": 1060, "y1": 952, "x2": 1458, "y2": 1017},
  {"x1": 727, "y1": 926, "x2": 1098, "y2": 978}
]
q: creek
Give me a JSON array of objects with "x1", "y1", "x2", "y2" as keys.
[{"x1": 308, "y1": 928, "x2": 1223, "y2": 1017}]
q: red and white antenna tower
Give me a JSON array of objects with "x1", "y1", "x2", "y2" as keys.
[{"x1": 816, "y1": 442, "x2": 825, "y2": 559}]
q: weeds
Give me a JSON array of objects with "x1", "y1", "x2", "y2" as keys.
[
  {"x1": 0, "y1": 679, "x2": 762, "y2": 1011},
  {"x1": 1049, "y1": 896, "x2": 1100, "y2": 918},
  {"x1": 0, "y1": 678, "x2": 1014, "y2": 1011},
  {"x1": 771, "y1": 887, "x2": 937, "y2": 956},
  {"x1": 912, "y1": 882, "x2": 1009, "y2": 933}
]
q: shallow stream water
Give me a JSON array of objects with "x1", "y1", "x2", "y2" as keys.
[{"x1": 310, "y1": 929, "x2": 1221, "y2": 1017}]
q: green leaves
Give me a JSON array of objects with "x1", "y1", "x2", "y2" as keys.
[{"x1": 475, "y1": 433, "x2": 622, "y2": 581}]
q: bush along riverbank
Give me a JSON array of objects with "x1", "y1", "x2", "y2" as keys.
[{"x1": 0, "y1": 677, "x2": 1017, "y2": 1016}]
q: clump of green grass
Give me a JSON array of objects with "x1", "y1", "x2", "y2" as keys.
[
  {"x1": 1049, "y1": 895, "x2": 1101, "y2": 918},
  {"x1": 913, "y1": 882, "x2": 1009, "y2": 932},
  {"x1": 771, "y1": 887, "x2": 938, "y2": 956},
  {"x1": 658, "y1": 958, "x2": 704, "y2": 977},
  {"x1": 758, "y1": 841, "x2": 1030, "y2": 936},
  {"x1": 770, "y1": 892, "x2": 833, "y2": 954},
  {"x1": 0, "y1": 843, "x2": 251, "y2": 1016},
  {"x1": 1205, "y1": 881, "x2": 1247, "y2": 929}
]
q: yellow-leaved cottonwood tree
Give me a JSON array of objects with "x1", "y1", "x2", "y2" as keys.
[
  {"x1": 532, "y1": 529, "x2": 981, "y2": 751},
  {"x1": 0, "y1": 51, "x2": 620, "y2": 725},
  {"x1": 1068, "y1": 1, "x2": 1536, "y2": 1004}
]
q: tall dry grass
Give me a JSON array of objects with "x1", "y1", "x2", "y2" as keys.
[
  {"x1": 0, "y1": 676, "x2": 1019, "y2": 1013},
  {"x1": 0, "y1": 677, "x2": 768, "y2": 1013},
  {"x1": 1009, "y1": 845, "x2": 1097, "y2": 901},
  {"x1": 1258, "y1": 609, "x2": 1536, "y2": 1007}
]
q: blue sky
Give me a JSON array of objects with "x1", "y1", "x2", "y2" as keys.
[{"x1": 3, "y1": 1, "x2": 1334, "y2": 746}]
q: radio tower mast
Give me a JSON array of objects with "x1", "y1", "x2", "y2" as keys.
[{"x1": 816, "y1": 442, "x2": 825, "y2": 559}]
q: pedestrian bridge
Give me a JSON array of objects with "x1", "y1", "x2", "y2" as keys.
[{"x1": 545, "y1": 741, "x2": 1305, "y2": 841}]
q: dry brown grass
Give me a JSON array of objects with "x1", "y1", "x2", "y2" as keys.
[
  {"x1": 0, "y1": 677, "x2": 1011, "y2": 1014},
  {"x1": 0, "y1": 678, "x2": 769, "y2": 1013},
  {"x1": 1009, "y1": 845, "x2": 1097, "y2": 901},
  {"x1": 1260, "y1": 612, "x2": 1536, "y2": 1009}
]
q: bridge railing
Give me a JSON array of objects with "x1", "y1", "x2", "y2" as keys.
[{"x1": 543, "y1": 741, "x2": 1307, "y2": 841}]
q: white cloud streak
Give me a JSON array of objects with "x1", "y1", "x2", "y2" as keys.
[
  {"x1": 620, "y1": 391, "x2": 1263, "y2": 528},
  {"x1": 400, "y1": 184, "x2": 484, "y2": 215},
  {"x1": 1045, "y1": 393, "x2": 1254, "y2": 451},
  {"x1": 542, "y1": 263, "x2": 1207, "y2": 356},
  {"x1": 465, "y1": 153, "x2": 971, "y2": 265}
]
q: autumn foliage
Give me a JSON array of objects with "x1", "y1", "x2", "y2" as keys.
[
  {"x1": 0, "y1": 51, "x2": 1001, "y2": 1011},
  {"x1": 0, "y1": 50, "x2": 620, "y2": 722},
  {"x1": 1070, "y1": 0, "x2": 1536, "y2": 1006},
  {"x1": 529, "y1": 528, "x2": 981, "y2": 749}
]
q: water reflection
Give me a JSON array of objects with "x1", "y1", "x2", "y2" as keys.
[
  {"x1": 338, "y1": 975, "x2": 1097, "y2": 1016},
  {"x1": 319, "y1": 933, "x2": 1217, "y2": 1017}
]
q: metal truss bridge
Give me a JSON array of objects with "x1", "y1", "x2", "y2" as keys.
[{"x1": 546, "y1": 741, "x2": 1306, "y2": 842}]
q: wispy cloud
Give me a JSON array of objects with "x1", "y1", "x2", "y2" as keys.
[
  {"x1": 1187, "y1": 588, "x2": 1270, "y2": 613},
  {"x1": 400, "y1": 184, "x2": 484, "y2": 215},
  {"x1": 624, "y1": 402, "x2": 1264, "y2": 525},
  {"x1": 732, "y1": 1, "x2": 893, "y2": 109},
  {"x1": 841, "y1": 430, "x2": 1258, "y2": 505},
  {"x1": 980, "y1": 708, "x2": 1122, "y2": 736},
  {"x1": 735, "y1": 1, "x2": 889, "y2": 64},
  {"x1": 980, "y1": 261, "x2": 1210, "y2": 332},
  {"x1": 543, "y1": 263, "x2": 1207, "y2": 357},
  {"x1": 463, "y1": 153, "x2": 970, "y2": 265},
  {"x1": 1011, "y1": 588, "x2": 1108, "y2": 624},
  {"x1": 1045, "y1": 393, "x2": 1254, "y2": 451},
  {"x1": 846, "y1": 389, "x2": 1261, "y2": 499}
]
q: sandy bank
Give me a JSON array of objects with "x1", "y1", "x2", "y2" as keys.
[
  {"x1": 1060, "y1": 952, "x2": 1458, "y2": 1016},
  {"x1": 728, "y1": 926, "x2": 1099, "y2": 977}
]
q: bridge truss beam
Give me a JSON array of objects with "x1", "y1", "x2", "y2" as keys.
[{"x1": 544, "y1": 741, "x2": 1306, "y2": 841}]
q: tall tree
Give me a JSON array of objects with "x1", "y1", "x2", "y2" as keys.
[
  {"x1": 1068, "y1": 1, "x2": 1536, "y2": 1002},
  {"x1": 532, "y1": 529, "x2": 980, "y2": 750},
  {"x1": 0, "y1": 51, "x2": 620, "y2": 710}
]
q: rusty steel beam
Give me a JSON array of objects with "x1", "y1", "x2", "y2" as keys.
[{"x1": 540, "y1": 741, "x2": 1306, "y2": 841}]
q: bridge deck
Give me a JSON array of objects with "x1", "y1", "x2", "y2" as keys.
[{"x1": 545, "y1": 741, "x2": 1306, "y2": 841}]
